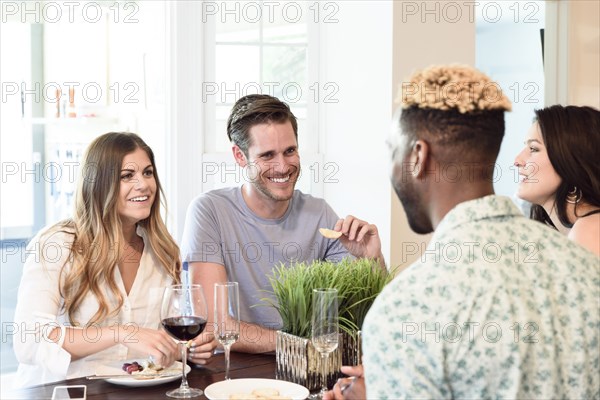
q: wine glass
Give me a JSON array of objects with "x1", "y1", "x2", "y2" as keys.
[
  {"x1": 214, "y1": 282, "x2": 240, "y2": 380},
  {"x1": 161, "y1": 284, "x2": 208, "y2": 398},
  {"x1": 310, "y1": 288, "x2": 339, "y2": 399}
]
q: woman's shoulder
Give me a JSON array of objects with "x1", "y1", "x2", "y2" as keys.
[
  {"x1": 23, "y1": 221, "x2": 78, "y2": 272},
  {"x1": 31, "y1": 221, "x2": 77, "y2": 249},
  {"x1": 569, "y1": 212, "x2": 600, "y2": 257}
]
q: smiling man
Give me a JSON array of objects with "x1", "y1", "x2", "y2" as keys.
[{"x1": 181, "y1": 94, "x2": 384, "y2": 355}]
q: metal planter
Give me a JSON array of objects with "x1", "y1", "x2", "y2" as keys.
[{"x1": 275, "y1": 330, "x2": 361, "y2": 391}]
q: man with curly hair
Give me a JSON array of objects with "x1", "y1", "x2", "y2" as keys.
[{"x1": 326, "y1": 65, "x2": 599, "y2": 399}]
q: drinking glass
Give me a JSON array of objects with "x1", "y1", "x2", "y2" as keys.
[
  {"x1": 214, "y1": 282, "x2": 240, "y2": 380},
  {"x1": 161, "y1": 284, "x2": 208, "y2": 398},
  {"x1": 310, "y1": 288, "x2": 339, "y2": 399}
]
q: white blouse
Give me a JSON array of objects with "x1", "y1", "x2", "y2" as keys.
[{"x1": 13, "y1": 226, "x2": 174, "y2": 388}]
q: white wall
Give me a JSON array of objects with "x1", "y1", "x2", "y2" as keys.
[
  {"x1": 545, "y1": 0, "x2": 600, "y2": 108},
  {"x1": 319, "y1": 1, "x2": 393, "y2": 266},
  {"x1": 568, "y1": 2, "x2": 600, "y2": 108},
  {"x1": 390, "y1": 1, "x2": 476, "y2": 271}
]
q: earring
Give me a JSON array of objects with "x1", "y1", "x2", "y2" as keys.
[{"x1": 566, "y1": 186, "x2": 582, "y2": 204}]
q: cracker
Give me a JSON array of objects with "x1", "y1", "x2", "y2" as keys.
[
  {"x1": 319, "y1": 228, "x2": 342, "y2": 239},
  {"x1": 229, "y1": 394, "x2": 259, "y2": 400},
  {"x1": 252, "y1": 388, "x2": 280, "y2": 397}
]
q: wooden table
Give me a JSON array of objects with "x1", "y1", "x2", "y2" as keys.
[{"x1": 6, "y1": 352, "x2": 278, "y2": 399}]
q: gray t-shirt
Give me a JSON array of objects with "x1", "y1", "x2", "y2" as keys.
[{"x1": 180, "y1": 186, "x2": 349, "y2": 328}]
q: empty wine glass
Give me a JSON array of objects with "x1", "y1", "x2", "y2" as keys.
[
  {"x1": 214, "y1": 282, "x2": 240, "y2": 380},
  {"x1": 310, "y1": 288, "x2": 339, "y2": 399},
  {"x1": 161, "y1": 284, "x2": 208, "y2": 398}
]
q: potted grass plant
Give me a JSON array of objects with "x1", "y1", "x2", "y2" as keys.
[{"x1": 259, "y1": 258, "x2": 392, "y2": 390}]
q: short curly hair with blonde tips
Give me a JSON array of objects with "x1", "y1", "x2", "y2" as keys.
[
  {"x1": 395, "y1": 65, "x2": 512, "y2": 172},
  {"x1": 398, "y1": 64, "x2": 512, "y2": 113}
]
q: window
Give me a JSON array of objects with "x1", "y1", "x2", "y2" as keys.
[
  {"x1": 200, "y1": 0, "x2": 323, "y2": 195},
  {"x1": 1, "y1": 23, "x2": 34, "y2": 239},
  {"x1": 0, "y1": 1, "x2": 168, "y2": 381},
  {"x1": 475, "y1": 1, "x2": 546, "y2": 198}
]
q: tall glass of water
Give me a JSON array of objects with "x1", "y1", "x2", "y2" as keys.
[
  {"x1": 310, "y1": 288, "x2": 339, "y2": 399},
  {"x1": 214, "y1": 282, "x2": 240, "y2": 380}
]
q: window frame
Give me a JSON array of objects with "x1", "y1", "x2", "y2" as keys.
[{"x1": 167, "y1": 1, "x2": 324, "y2": 240}]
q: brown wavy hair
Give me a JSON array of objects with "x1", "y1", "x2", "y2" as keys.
[
  {"x1": 529, "y1": 105, "x2": 600, "y2": 228},
  {"x1": 227, "y1": 94, "x2": 298, "y2": 156},
  {"x1": 43, "y1": 132, "x2": 181, "y2": 325}
]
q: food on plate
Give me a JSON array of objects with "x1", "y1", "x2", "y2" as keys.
[
  {"x1": 122, "y1": 361, "x2": 143, "y2": 374},
  {"x1": 228, "y1": 388, "x2": 292, "y2": 400},
  {"x1": 121, "y1": 359, "x2": 168, "y2": 377},
  {"x1": 319, "y1": 228, "x2": 342, "y2": 239},
  {"x1": 252, "y1": 388, "x2": 280, "y2": 397}
]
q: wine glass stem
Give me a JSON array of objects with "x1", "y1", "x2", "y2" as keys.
[
  {"x1": 321, "y1": 352, "x2": 329, "y2": 395},
  {"x1": 179, "y1": 343, "x2": 190, "y2": 390},
  {"x1": 224, "y1": 344, "x2": 232, "y2": 380}
]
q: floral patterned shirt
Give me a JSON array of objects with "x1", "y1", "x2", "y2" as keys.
[{"x1": 363, "y1": 195, "x2": 600, "y2": 399}]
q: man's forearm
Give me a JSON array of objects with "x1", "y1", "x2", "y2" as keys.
[{"x1": 232, "y1": 321, "x2": 277, "y2": 353}]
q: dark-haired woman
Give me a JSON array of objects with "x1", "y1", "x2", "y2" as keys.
[
  {"x1": 514, "y1": 105, "x2": 600, "y2": 256},
  {"x1": 13, "y1": 132, "x2": 215, "y2": 387}
]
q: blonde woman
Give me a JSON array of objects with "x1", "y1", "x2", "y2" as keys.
[{"x1": 13, "y1": 132, "x2": 215, "y2": 387}]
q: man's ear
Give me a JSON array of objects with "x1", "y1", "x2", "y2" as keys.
[
  {"x1": 232, "y1": 145, "x2": 247, "y2": 167},
  {"x1": 410, "y1": 140, "x2": 429, "y2": 179}
]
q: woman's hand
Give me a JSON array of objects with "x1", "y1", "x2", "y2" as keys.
[
  {"x1": 188, "y1": 332, "x2": 217, "y2": 365},
  {"x1": 119, "y1": 325, "x2": 179, "y2": 368}
]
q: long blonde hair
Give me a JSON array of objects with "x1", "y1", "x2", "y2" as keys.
[{"x1": 44, "y1": 132, "x2": 181, "y2": 326}]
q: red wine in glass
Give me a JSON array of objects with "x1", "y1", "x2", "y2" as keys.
[
  {"x1": 161, "y1": 316, "x2": 207, "y2": 341},
  {"x1": 160, "y1": 284, "x2": 208, "y2": 398}
]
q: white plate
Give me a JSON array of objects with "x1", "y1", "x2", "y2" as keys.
[
  {"x1": 95, "y1": 359, "x2": 190, "y2": 387},
  {"x1": 204, "y1": 378, "x2": 309, "y2": 400}
]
